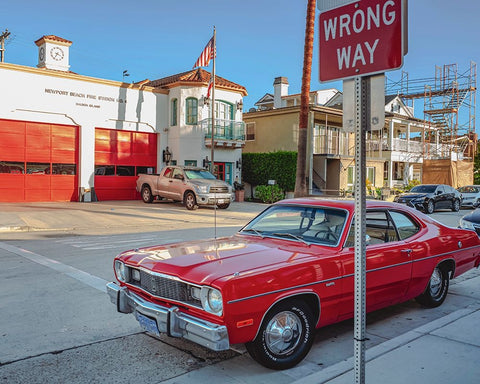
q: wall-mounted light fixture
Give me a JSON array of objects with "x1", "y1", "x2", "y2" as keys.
[
  {"x1": 236, "y1": 100, "x2": 243, "y2": 112},
  {"x1": 163, "y1": 146, "x2": 172, "y2": 165},
  {"x1": 203, "y1": 96, "x2": 210, "y2": 106},
  {"x1": 203, "y1": 156, "x2": 210, "y2": 169}
]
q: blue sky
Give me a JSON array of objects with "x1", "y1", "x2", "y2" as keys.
[{"x1": 3, "y1": 0, "x2": 479, "y2": 118}]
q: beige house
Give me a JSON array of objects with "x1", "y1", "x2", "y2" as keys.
[{"x1": 243, "y1": 77, "x2": 474, "y2": 196}]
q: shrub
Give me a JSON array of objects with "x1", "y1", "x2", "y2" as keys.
[{"x1": 255, "y1": 184, "x2": 285, "y2": 204}]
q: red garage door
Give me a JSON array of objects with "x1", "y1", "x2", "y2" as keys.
[
  {"x1": 0, "y1": 119, "x2": 78, "y2": 202},
  {"x1": 94, "y1": 128, "x2": 157, "y2": 201}
]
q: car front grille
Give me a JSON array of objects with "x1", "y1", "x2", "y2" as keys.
[
  {"x1": 210, "y1": 186, "x2": 229, "y2": 193},
  {"x1": 132, "y1": 269, "x2": 200, "y2": 306}
]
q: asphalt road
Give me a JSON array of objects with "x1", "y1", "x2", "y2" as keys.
[{"x1": 0, "y1": 205, "x2": 477, "y2": 383}]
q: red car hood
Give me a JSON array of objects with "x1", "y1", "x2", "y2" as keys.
[{"x1": 118, "y1": 234, "x2": 336, "y2": 286}]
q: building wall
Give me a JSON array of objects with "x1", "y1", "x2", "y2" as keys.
[{"x1": 243, "y1": 108, "x2": 299, "y2": 153}]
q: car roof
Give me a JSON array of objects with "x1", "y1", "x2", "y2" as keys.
[{"x1": 276, "y1": 198, "x2": 407, "y2": 211}]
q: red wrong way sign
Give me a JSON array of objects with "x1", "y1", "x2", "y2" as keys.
[{"x1": 319, "y1": 0, "x2": 405, "y2": 82}]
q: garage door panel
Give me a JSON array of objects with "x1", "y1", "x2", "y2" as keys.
[
  {"x1": 51, "y1": 176, "x2": 78, "y2": 201},
  {"x1": 0, "y1": 119, "x2": 78, "y2": 202},
  {"x1": 94, "y1": 128, "x2": 157, "y2": 201}
]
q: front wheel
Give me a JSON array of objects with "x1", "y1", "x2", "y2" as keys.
[
  {"x1": 184, "y1": 191, "x2": 198, "y2": 210},
  {"x1": 452, "y1": 199, "x2": 460, "y2": 212},
  {"x1": 217, "y1": 203, "x2": 230, "y2": 209},
  {"x1": 245, "y1": 300, "x2": 315, "y2": 370},
  {"x1": 141, "y1": 186, "x2": 153, "y2": 203},
  {"x1": 425, "y1": 200, "x2": 435, "y2": 214},
  {"x1": 415, "y1": 266, "x2": 449, "y2": 308}
]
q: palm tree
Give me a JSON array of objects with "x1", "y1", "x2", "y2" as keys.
[{"x1": 294, "y1": 0, "x2": 316, "y2": 197}]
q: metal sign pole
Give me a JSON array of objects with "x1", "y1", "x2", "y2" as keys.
[{"x1": 354, "y1": 75, "x2": 368, "y2": 384}]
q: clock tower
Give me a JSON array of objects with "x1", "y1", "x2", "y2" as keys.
[{"x1": 35, "y1": 35, "x2": 72, "y2": 72}]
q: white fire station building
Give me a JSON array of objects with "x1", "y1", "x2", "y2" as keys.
[{"x1": 0, "y1": 35, "x2": 247, "y2": 202}]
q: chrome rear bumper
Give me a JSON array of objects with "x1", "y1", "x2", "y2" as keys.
[{"x1": 106, "y1": 282, "x2": 229, "y2": 351}]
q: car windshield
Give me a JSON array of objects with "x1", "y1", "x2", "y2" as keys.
[
  {"x1": 458, "y1": 186, "x2": 480, "y2": 193},
  {"x1": 184, "y1": 169, "x2": 217, "y2": 180},
  {"x1": 410, "y1": 185, "x2": 437, "y2": 193},
  {"x1": 240, "y1": 204, "x2": 347, "y2": 246}
]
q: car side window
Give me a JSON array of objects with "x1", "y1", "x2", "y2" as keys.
[
  {"x1": 389, "y1": 210, "x2": 420, "y2": 240},
  {"x1": 172, "y1": 168, "x2": 183, "y2": 180},
  {"x1": 163, "y1": 167, "x2": 173, "y2": 178},
  {"x1": 345, "y1": 210, "x2": 398, "y2": 247}
]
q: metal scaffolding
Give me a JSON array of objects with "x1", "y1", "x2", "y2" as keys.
[{"x1": 386, "y1": 62, "x2": 477, "y2": 160}]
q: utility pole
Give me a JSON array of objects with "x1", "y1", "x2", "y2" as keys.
[{"x1": 0, "y1": 29, "x2": 11, "y2": 63}]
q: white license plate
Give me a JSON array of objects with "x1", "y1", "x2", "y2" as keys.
[
  {"x1": 217, "y1": 199, "x2": 224, "y2": 204},
  {"x1": 135, "y1": 312, "x2": 160, "y2": 336}
]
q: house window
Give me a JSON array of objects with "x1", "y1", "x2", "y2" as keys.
[
  {"x1": 347, "y1": 166, "x2": 376, "y2": 186},
  {"x1": 246, "y1": 123, "x2": 255, "y2": 141},
  {"x1": 384, "y1": 162, "x2": 389, "y2": 180},
  {"x1": 171, "y1": 98, "x2": 178, "y2": 126},
  {"x1": 186, "y1": 97, "x2": 198, "y2": 125}
]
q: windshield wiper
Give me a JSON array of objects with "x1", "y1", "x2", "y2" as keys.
[
  {"x1": 271, "y1": 232, "x2": 310, "y2": 245},
  {"x1": 241, "y1": 228, "x2": 265, "y2": 238}
]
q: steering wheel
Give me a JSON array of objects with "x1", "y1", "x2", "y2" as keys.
[{"x1": 313, "y1": 229, "x2": 338, "y2": 242}]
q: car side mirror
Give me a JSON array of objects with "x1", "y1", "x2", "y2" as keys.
[{"x1": 365, "y1": 234, "x2": 371, "y2": 246}]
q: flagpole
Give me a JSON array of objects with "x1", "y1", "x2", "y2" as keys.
[{"x1": 210, "y1": 26, "x2": 216, "y2": 175}]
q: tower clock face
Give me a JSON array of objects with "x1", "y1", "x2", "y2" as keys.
[
  {"x1": 39, "y1": 47, "x2": 45, "y2": 61},
  {"x1": 50, "y1": 47, "x2": 64, "y2": 61}
]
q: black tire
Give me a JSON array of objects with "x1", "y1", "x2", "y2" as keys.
[
  {"x1": 184, "y1": 191, "x2": 198, "y2": 210},
  {"x1": 415, "y1": 266, "x2": 449, "y2": 308},
  {"x1": 425, "y1": 200, "x2": 435, "y2": 214},
  {"x1": 245, "y1": 300, "x2": 315, "y2": 370},
  {"x1": 452, "y1": 199, "x2": 460, "y2": 212},
  {"x1": 217, "y1": 203, "x2": 230, "y2": 209},
  {"x1": 141, "y1": 185, "x2": 153, "y2": 203}
]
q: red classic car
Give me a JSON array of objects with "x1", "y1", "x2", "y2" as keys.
[{"x1": 106, "y1": 198, "x2": 480, "y2": 370}]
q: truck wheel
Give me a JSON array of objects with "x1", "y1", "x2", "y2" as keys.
[
  {"x1": 141, "y1": 185, "x2": 153, "y2": 203},
  {"x1": 184, "y1": 192, "x2": 198, "y2": 210},
  {"x1": 217, "y1": 203, "x2": 230, "y2": 209}
]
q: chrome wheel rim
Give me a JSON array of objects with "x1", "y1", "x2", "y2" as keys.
[
  {"x1": 429, "y1": 268, "x2": 442, "y2": 297},
  {"x1": 186, "y1": 194, "x2": 195, "y2": 208},
  {"x1": 142, "y1": 188, "x2": 150, "y2": 201},
  {"x1": 264, "y1": 311, "x2": 302, "y2": 356}
]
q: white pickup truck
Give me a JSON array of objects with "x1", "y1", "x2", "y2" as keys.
[{"x1": 136, "y1": 166, "x2": 233, "y2": 210}]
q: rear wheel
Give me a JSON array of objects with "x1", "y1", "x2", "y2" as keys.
[
  {"x1": 184, "y1": 191, "x2": 198, "y2": 210},
  {"x1": 452, "y1": 199, "x2": 460, "y2": 212},
  {"x1": 141, "y1": 185, "x2": 153, "y2": 203},
  {"x1": 415, "y1": 266, "x2": 449, "y2": 308},
  {"x1": 245, "y1": 300, "x2": 315, "y2": 370}
]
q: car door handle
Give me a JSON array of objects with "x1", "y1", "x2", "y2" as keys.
[{"x1": 401, "y1": 249, "x2": 412, "y2": 255}]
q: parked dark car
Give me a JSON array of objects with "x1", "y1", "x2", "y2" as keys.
[
  {"x1": 459, "y1": 209, "x2": 480, "y2": 236},
  {"x1": 394, "y1": 184, "x2": 462, "y2": 214},
  {"x1": 457, "y1": 185, "x2": 480, "y2": 208}
]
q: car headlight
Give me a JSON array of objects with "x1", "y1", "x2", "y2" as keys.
[
  {"x1": 114, "y1": 260, "x2": 130, "y2": 283},
  {"x1": 195, "y1": 185, "x2": 209, "y2": 193},
  {"x1": 459, "y1": 218, "x2": 476, "y2": 231},
  {"x1": 200, "y1": 287, "x2": 223, "y2": 316}
]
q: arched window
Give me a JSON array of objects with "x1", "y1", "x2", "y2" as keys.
[
  {"x1": 171, "y1": 98, "x2": 178, "y2": 126},
  {"x1": 185, "y1": 97, "x2": 198, "y2": 125}
]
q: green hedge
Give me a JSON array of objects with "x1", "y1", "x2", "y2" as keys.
[{"x1": 242, "y1": 151, "x2": 297, "y2": 192}]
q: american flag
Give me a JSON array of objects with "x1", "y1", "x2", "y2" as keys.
[{"x1": 193, "y1": 36, "x2": 216, "y2": 68}]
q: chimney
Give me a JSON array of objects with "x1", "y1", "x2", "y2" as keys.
[{"x1": 273, "y1": 77, "x2": 288, "y2": 109}]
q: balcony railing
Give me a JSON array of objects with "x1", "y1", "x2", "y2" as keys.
[{"x1": 199, "y1": 118, "x2": 246, "y2": 143}]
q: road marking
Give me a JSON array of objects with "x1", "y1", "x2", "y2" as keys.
[{"x1": 0, "y1": 242, "x2": 107, "y2": 292}]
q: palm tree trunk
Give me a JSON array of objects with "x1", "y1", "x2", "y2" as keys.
[{"x1": 295, "y1": 0, "x2": 316, "y2": 197}]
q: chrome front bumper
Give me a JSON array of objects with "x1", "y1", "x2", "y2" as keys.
[
  {"x1": 106, "y1": 282, "x2": 230, "y2": 351},
  {"x1": 196, "y1": 193, "x2": 233, "y2": 206}
]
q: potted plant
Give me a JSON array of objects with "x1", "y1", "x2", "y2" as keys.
[{"x1": 234, "y1": 181, "x2": 245, "y2": 202}]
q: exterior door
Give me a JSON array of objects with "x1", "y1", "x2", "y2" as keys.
[{"x1": 0, "y1": 119, "x2": 78, "y2": 202}]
